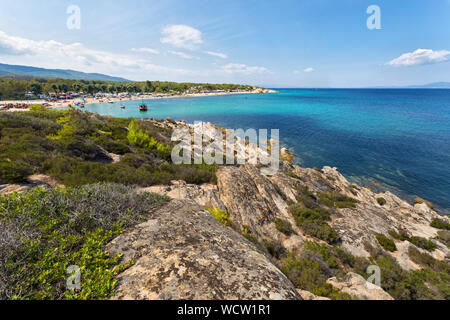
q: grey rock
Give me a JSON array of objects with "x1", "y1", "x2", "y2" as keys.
[{"x1": 106, "y1": 199, "x2": 301, "y2": 300}]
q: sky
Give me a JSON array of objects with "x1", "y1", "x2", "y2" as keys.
[{"x1": 0, "y1": 0, "x2": 449, "y2": 87}]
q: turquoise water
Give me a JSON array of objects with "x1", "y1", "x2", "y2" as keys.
[{"x1": 83, "y1": 89, "x2": 450, "y2": 214}]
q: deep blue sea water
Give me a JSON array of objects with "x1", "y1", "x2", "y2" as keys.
[{"x1": 82, "y1": 89, "x2": 450, "y2": 214}]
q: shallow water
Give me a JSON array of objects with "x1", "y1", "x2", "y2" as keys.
[{"x1": 82, "y1": 89, "x2": 450, "y2": 214}]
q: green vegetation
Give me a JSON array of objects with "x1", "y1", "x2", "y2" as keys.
[
  {"x1": 0, "y1": 183, "x2": 168, "y2": 300},
  {"x1": 318, "y1": 191, "x2": 357, "y2": 209},
  {"x1": 289, "y1": 187, "x2": 338, "y2": 244},
  {"x1": 388, "y1": 230, "x2": 437, "y2": 252},
  {"x1": 0, "y1": 77, "x2": 255, "y2": 100},
  {"x1": 280, "y1": 242, "x2": 354, "y2": 300},
  {"x1": 376, "y1": 197, "x2": 387, "y2": 206},
  {"x1": 388, "y1": 229, "x2": 410, "y2": 241},
  {"x1": 431, "y1": 218, "x2": 450, "y2": 230},
  {"x1": 261, "y1": 240, "x2": 285, "y2": 259},
  {"x1": 241, "y1": 227, "x2": 259, "y2": 245},
  {"x1": 206, "y1": 208, "x2": 233, "y2": 227},
  {"x1": 414, "y1": 197, "x2": 434, "y2": 209},
  {"x1": 408, "y1": 237, "x2": 437, "y2": 252},
  {"x1": 437, "y1": 231, "x2": 450, "y2": 248},
  {"x1": 0, "y1": 108, "x2": 217, "y2": 186},
  {"x1": 274, "y1": 218, "x2": 293, "y2": 235},
  {"x1": 375, "y1": 233, "x2": 397, "y2": 252},
  {"x1": 285, "y1": 171, "x2": 302, "y2": 180},
  {"x1": 357, "y1": 244, "x2": 450, "y2": 300}
]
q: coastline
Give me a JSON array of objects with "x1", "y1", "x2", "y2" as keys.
[{"x1": 0, "y1": 88, "x2": 277, "y2": 111}]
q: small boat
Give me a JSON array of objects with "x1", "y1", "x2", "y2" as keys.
[
  {"x1": 120, "y1": 104, "x2": 125, "y2": 109},
  {"x1": 80, "y1": 104, "x2": 85, "y2": 108},
  {"x1": 139, "y1": 104, "x2": 148, "y2": 111}
]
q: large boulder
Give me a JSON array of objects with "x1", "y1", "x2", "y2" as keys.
[{"x1": 106, "y1": 199, "x2": 301, "y2": 300}]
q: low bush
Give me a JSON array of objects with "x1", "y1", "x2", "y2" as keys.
[
  {"x1": 414, "y1": 197, "x2": 434, "y2": 209},
  {"x1": 206, "y1": 207, "x2": 233, "y2": 226},
  {"x1": 0, "y1": 183, "x2": 168, "y2": 300},
  {"x1": 262, "y1": 240, "x2": 285, "y2": 259},
  {"x1": 0, "y1": 160, "x2": 32, "y2": 184},
  {"x1": 312, "y1": 283, "x2": 352, "y2": 300},
  {"x1": 375, "y1": 233, "x2": 397, "y2": 252},
  {"x1": 289, "y1": 188, "x2": 339, "y2": 244},
  {"x1": 388, "y1": 229, "x2": 410, "y2": 241},
  {"x1": 368, "y1": 250, "x2": 449, "y2": 300},
  {"x1": 436, "y1": 230, "x2": 450, "y2": 248},
  {"x1": 272, "y1": 184, "x2": 288, "y2": 201},
  {"x1": 377, "y1": 197, "x2": 387, "y2": 206},
  {"x1": 408, "y1": 236, "x2": 437, "y2": 252},
  {"x1": 280, "y1": 247, "x2": 352, "y2": 300},
  {"x1": 1, "y1": 108, "x2": 217, "y2": 188},
  {"x1": 286, "y1": 172, "x2": 302, "y2": 180},
  {"x1": 407, "y1": 246, "x2": 450, "y2": 274},
  {"x1": 274, "y1": 218, "x2": 293, "y2": 235},
  {"x1": 430, "y1": 218, "x2": 450, "y2": 231},
  {"x1": 389, "y1": 230, "x2": 436, "y2": 252}
]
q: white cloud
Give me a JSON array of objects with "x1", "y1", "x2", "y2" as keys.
[
  {"x1": 219, "y1": 63, "x2": 270, "y2": 75},
  {"x1": 387, "y1": 48, "x2": 450, "y2": 67},
  {"x1": 131, "y1": 47, "x2": 160, "y2": 55},
  {"x1": 0, "y1": 30, "x2": 191, "y2": 77},
  {"x1": 304, "y1": 67, "x2": 314, "y2": 73},
  {"x1": 168, "y1": 50, "x2": 198, "y2": 60},
  {"x1": 160, "y1": 25, "x2": 203, "y2": 50},
  {"x1": 204, "y1": 51, "x2": 227, "y2": 59}
]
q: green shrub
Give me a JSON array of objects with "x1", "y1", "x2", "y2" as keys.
[
  {"x1": 430, "y1": 218, "x2": 450, "y2": 230},
  {"x1": 375, "y1": 233, "x2": 397, "y2": 252},
  {"x1": 243, "y1": 233, "x2": 259, "y2": 245},
  {"x1": 289, "y1": 189, "x2": 339, "y2": 244},
  {"x1": 127, "y1": 119, "x2": 156, "y2": 148},
  {"x1": 303, "y1": 241, "x2": 339, "y2": 269},
  {"x1": 274, "y1": 218, "x2": 293, "y2": 235},
  {"x1": 281, "y1": 257, "x2": 326, "y2": 292},
  {"x1": 377, "y1": 197, "x2": 387, "y2": 206},
  {"x1": 436, "y1": 230, "x2": 450, "y2": 248},
  {"x1": 273, "y1": 184, "x2": 288, "y2": 201},
  {"x1": 318, "y1": 191, "x2": 357, "y2": 209},
  {"x1": 414, "y1": 197, "x2": 434, "y2": 209},
  {"x1": 286, "y1": 172, "x2": 302, "y2": 180},
  {"x1": 388, "y1": 229, "x2": 409, "y2": 241},
  {"x1": 407, "y1": 246, "x2": 450, "y2": 274},
  {"x1": 206, "y1": 207, "x2": 233, "y2": 226},
  {"x1": 280, "y1": 246, "x2": 352, "y2": 300},
  {"x1": 262, "y1": 240, "x2": 285, "y2": 259},
  {"x1": 389, "y1": 230, "x2": 437, "y2": 252},
  {"x1": 302, "y1": 221, "x2": 339, "y2": 244},
  {"x1": 368, "y1": 250, "x2": 449, "y2": 300},
  {"x1": 91, "y1": 135, "x2": 130, "y2": 155},
  {"x1": 0, "y1": 184, "x2": 168, "y2": 300}
]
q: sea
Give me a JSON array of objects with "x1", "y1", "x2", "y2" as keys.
[{"x1": 81, "y1": 89, "x2": 450, "y2": 214}]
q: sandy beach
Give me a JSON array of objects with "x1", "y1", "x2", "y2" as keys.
[{"x1": 0, "y1": 88, "x2": 277, "y2": 111}]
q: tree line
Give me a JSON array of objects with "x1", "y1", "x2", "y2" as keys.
[{"x1": 0, "y1": 77, "x2": 255, "y2": 100}]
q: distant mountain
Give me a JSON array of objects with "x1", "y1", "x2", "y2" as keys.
[
  {"x1": 0, "y1": 63, "x2": 129, "y2": 82},
  {"x1": 407, "y1": 82, "x2": 450, "y2": 89}
]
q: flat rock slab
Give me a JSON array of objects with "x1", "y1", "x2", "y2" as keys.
[{"x1": 106, "y1": 199, "x2": 301, "y2": 300}]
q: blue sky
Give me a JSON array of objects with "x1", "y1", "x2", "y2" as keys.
[{"x1": 0, "y1": 0, "x2": 449, "y2": 87}]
